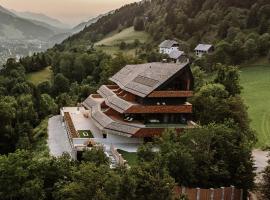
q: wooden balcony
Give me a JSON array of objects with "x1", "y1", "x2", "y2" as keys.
[
  {"x1": 148, "y1": 90, "x2": 193, "y2": 98},
  {"x1": 125, "y1": 103, "x2": 193, "y2": 114}
]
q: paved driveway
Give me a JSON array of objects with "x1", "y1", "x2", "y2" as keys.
[
  {"x1": 253, "y1": 149, "x2": 268, "y2": 173},
  {"x1": 47, "y1": 115, "x2": 75, "y2": 159}
]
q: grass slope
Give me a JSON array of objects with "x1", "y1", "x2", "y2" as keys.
[
  {"x1": 240, "y1": 58, "x2": 270, "y2": 148},
  {"x1": 96, "y1": 27, "x2": 150, "y2": 46},
  {"x1": 26, "y1": 66, "x2": 52, "y2": 85},
  {"x1": 95, "y1": 27, "x2": 150, "y2": 56}
]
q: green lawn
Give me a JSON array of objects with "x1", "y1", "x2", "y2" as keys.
[
  {"x1": 240, "y1": 58, "x2": 270, "y2": 148},
  {"x1": 26, "y1": 66, "x2": 52, "y2": 85},
  {"x1": 118, "y1": 149, "x2": 138, "y2": 166},
  {"x1": 78, "y1": 130, "x2": 93, "y2": 138}
]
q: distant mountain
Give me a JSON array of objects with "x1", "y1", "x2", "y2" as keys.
[
  {"x1": 49, "y1": 12, "x2": 114, "y2": 44},
  {"x1": 12, "y1": 10, "x2": 70, "y2": 29},
  {"x1": 0, "y1": 5, "x2": 16, "y2": 16},
  {"x1": 72, "y1": 11, "x2": 114, "y2": 34},
  {"x1": 0, "y1": 5, "x2": 55, "y2": 40}
]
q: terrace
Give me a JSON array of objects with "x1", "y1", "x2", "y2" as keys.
[
  {"x1": 97, "y1": 85, "x2": 193, "y2": 114},
  {"x1": 86, "y1": 95, "x2": 194, "y2": 137}
]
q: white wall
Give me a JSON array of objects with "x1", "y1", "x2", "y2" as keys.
[
  {"x1": 195, "y1": 50, "x2": 208, "y2": 57},
  {"x1": 92, "y1": 130, "x2": 143, "y2": 144},
  {"x1": 160, "y1": 47, "x2": 179, "y2": 55}
]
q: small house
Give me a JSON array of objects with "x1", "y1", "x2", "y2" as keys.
[
  {"x1": 194, "y1": 44, "x2": 214, "y2": 57},
  {"x1": 159, "y1": 40, "x2": 179, "y2": 54},
  {"x1": 168, "y1": 50, "x2": 188, "y2": 63}
]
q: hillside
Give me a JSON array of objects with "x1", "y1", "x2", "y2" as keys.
[
  {"x1": 0, "y1": 6, "x2": 55, "y2": 40},
  {"x1": 71, "y1": 11, "x2": 113, "y2": 34},
  {"x1": 95, "y1": 27, "x2": 151, "y2": 55},
  {"x1": 96, "y1": 27, "x2": 150, "y2": 46},
  {"x1": 59, "y1": 0, "x2": 269, "y2": 54}
]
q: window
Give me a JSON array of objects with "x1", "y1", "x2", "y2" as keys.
[{"x1": 103, "y1": 134, "x2": 107, "y2": 139}]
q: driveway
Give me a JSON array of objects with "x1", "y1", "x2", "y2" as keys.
[
  {"x1": 253, "y1": 149, "x2": 268, "y2": 174},
  {"x1": 47, "y1": 115, "x2": 75, "y2": 159}
]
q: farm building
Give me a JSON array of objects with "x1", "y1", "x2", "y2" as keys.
[
  {"x1": 194, "y1": 44, "x2": 214, "y2": 57},
  {"x1": 168, "y1": 50, "x2": 188, "y2": 63}
]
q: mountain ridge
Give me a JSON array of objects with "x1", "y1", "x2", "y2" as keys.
[{"x1": 12, "y1": 10, "x2": 70, "y2": 29}]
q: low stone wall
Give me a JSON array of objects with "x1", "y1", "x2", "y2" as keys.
[{"x1": 110, "y1": 144, "x2": 127, "y2": 166}]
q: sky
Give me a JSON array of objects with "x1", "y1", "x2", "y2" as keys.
[{"x1": 0, "y1": 0, "x2": 140, "y2": 26}]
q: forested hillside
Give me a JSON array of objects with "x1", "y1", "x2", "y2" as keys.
[
  {"x1": 62, "y1": 0, "x2": 270, "y2": 49},
  {"x1": 49, "y1": 0, "x2": 270, "y2": 70}
]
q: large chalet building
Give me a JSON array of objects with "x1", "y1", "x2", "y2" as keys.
[{"x1": 82, "y1": 61, "x2": 195, "y2": 145}]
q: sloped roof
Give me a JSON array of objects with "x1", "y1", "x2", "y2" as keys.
[
  {"x1": 109, "y1": 62, "x2": 189, "y2": 97},
  {"x1": 159, "y1": 40, "x2": 178, "y2": 48},
  {"x1": 169, "y1": 50, "x2": 184, "y2": 59},
  {"x1": 195, "y1": 44, "x2": 213, "y2": 51},
  {"x1": 97, "y1": 85, "x2": 133, "y2": 113}
]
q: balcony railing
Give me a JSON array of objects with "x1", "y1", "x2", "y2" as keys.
[
  {"x1": 148, "y1": 90, "x2": 193, "y2": 98},
  {"x1": 125, "y1": 103, "x2": 192, "y2": 114}
]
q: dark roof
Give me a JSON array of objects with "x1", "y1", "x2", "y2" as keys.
[
  {"x1": 169, "y1": 50, "x2": 184, "y2": 59},
  {"x1": 159, "y1": 40, "x2": 178, "y2": 48},
  {"x1": 109, "y1": 62, "x2": 189, "y2": 97},
  {"x1": 97, "y1": 85, "x2": 133, "y2": 113},
  {"x1": 195, "y1": 44, "x2": 213, "y2": 51}
]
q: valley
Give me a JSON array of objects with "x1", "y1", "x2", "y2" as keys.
[{"x1": 0, "y1": 39, "x2": 52, "y2": 65}]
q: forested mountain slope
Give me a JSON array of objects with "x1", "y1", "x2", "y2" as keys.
[{"x1": 60, "y1": 0, "x2": 270, "y2": 50}]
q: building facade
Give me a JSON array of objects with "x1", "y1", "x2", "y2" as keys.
[{"x1": 82, "y1": 61, "x2": 195, "y2": 145}]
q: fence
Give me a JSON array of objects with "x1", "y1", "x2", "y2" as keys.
[{"x1": 174, "y1": 186, "x2": 243, "y2": 200}]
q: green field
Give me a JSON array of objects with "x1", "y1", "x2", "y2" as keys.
[
  {"x1": 95, "y1": 27, "x2": 150, "y2": 56},
  {"x1": 240, "y1": 59, "x2": 270, "y2": 148},
  {"x1": 26, "y1": 66, "x2": 52, "y2": 85},
  {"x1": 96, "y1": 27, "x2": 150, "y2": 46},
  {"x1": 118, "y1": 149, "x2": 138, "y2": 166}
]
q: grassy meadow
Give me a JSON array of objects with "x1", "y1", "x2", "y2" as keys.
[
  {"x1": 95, "y1": 27, "x2": 150, "y2": 56},
  {"x1": 26, "y1": 66, "x2": 52, "y2": 85},
  {"x1": 240, "y1": 58, "x2": 270, "y2": 148}
]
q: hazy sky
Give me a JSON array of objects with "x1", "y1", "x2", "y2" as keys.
[{"x1": 0, "y1": 0, "x2": 140, "y2": 25}]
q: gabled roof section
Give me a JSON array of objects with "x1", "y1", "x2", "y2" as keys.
[
  {"x1": 109, "y1": 62, "x2": 189, "y2": 97},
  {"x1": 169, "y1": 50, "x2": 184, "y2": 59},
  {"x1": 159, "y1": 40, "x2": 178, "y2": 48},
  {"x1": 195, "y1": 44, "x2": 213, "y2": 51}
]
